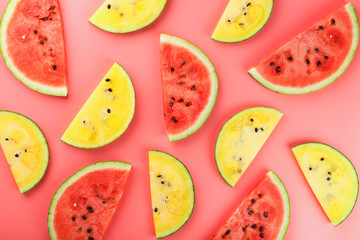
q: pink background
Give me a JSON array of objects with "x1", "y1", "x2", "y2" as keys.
[{"x1": 0, "y1": 0, "x2": 360, "y2": 239}]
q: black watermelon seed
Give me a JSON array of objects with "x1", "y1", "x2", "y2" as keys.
[
  {"x1": 40, "y1": 40, "x2": 44, "y2": 45},
  {"x1": 24, "y1": 149, "x2": 27, "y2": 152},
  {"x1": 242, "y1": 226, "x2": 247, "y2": 232},
  {"x1": 309, "y1": 167, "x2": 312, "y2": 170},
  {"x1": 41, "y1": 17, "x2": 48, "y2": 21},
  {"x1": 225, "y1": 230, "x2": 231, "y2": 235},
  {"x1": 255, "y1": 128, "x2": 258, "y2": 132},
  {"x1": 275, "y1": 66, "x2": 281, "y2": 73},
  {"x1": 251, "y1": 199, "x2": 255, "y2": 204},
  {"x1": 227, "y1": 19, "x2": 231, "y2": 23},
  {"x1": 102, "y1": 200, "x2": 106, "y2": 204},
  {"x1": 82, "y1": 215, "x2": 87, "y2": 220},
  {"x1": 328, "y1": 172, "x2": 331, "y2": 175},
  {"x1": 49, "y1": 17, "x2": 53, "y2": 20},
  {"x1": 260, "y1": 233, "x2": 264, "y2": 238},
  {"x1": 317, "y1": 61, "x2": 322, "y2": 67},
  {"x1": 107, "y1": 4, "x2": 111, "y2": 9},
  {"x1": 87, "y1": 206, "x2": 94, "y2": 213},
  {"x1": 171, "y1": 97, "x2": 175, "y2": 101},
  {"x1": 34, "y1": 30, "x2": 38, "y2": 34},
  {"x1": 170, "y1": 102, "x2": 173, "y2": 107},
  {"x1": 327, "y1": 177, "x2": 331, "y2": 181},
  {"x1": 71, "y1": 216, "x2": 76, "y2": 221},
  {"x1": 15, "y1": 154, "x2": 19, "y2": 158},
  {"x1": 161, "y1": 181, "x2": 165, "y2": 184},
  {"x1": 247, "y1": 3, "x2": 251, "y2": 7},
  {"x1": 87, "y1": 228, "x2": 92, "y2": 233},
  {"x1": 260, "y1": 128, "x2": 264, "y2": 131},
  {"x1": 239, "y1": 158, "x2": 242, "y2": 161},
  {"x1": 269, "y1": 62, "x2": 275, "y2": 66},
  {"x1": 88, "y1": 237, "x2": 94, "y2": 240},
  {"x1": 319, "y1": 25, "x2": 324, "y2": 30},
  {"x1": 5, "y1": 138, "x2": 9, "y2": 141},
  {"x1": 259, "y1": 226, "x2": 264, "y2": 232},
  {"x1": 306, "y1": 59, "x2": 310, "y2": 64},
  {"x1": 52, "y1": 65, "x2": 57, "y2": 70},
  {"x1": 250, "y1": 118, "x2": 254, "y2": 122},
  {"x1": 105, "y1": 78, "x2": 110, "y2": 82},
  {"x1": 315, "y1": 48, "x2": 319, "y2": 52},
  {"x1": 171, "y1": 117, "x2": 178, "y2": 124},
  {"x1": 321, "y1": 157, "x2": 325, "y2": 161},
  {"x1": 44, "y1": 37, "x2": 48, "y2": 42},
  {"x1": 157, "y1": 175, "x2": 162, "y2": 178},
  {"x1": 264, "y1": 212, "x2": 268, "y2": 217},
  {"x1": 179, "y1": 99, "x2": 184, "y2": 102},
  {"x1": 191, "y1": 85, "x2": 196, "y2": 91},
  {"x1": 244, "y1": 12, "x2": 247, "y2": 15},
  {"x1": 186, "y1": 103, "x2": 191, "y2": 107},
  {"x1": 324, "y1": 56, "x2": 329, "y2": 59},
  {"x1": 287, "y1": 56, "x2": 293, "y2": 61},
  {"x1": 78, "y1": 227, "x2": 82, "y2": 231},
  {"x1": 49, "y1": 6, "x2": 55, "y2": 10},
  {"x1": 108, "y1": 88, "x2": 113, "y2": 92},
  {"x1": 107, "y1": 109, "x2": 111, "y2": 113},
  {"x1": 331, "y1": 19, "x2": 336, "y2": 25},
  {"x1": 182, "y1": 61, "x2": 186, "y2": 65},
  {"x1": 248, "y1": 210, "x2": 253, "y2": 215},
  {"x1": 170, "y1": 67, "x2": 175, "y2": 72},
  {"x1": 251, "y1": 224, "x2": 257, "y2": 229},
  {"x1": 239, "y1": 23, "x2": 244, "y2": 26},
  {"x1": 154, "y1": 208, "x2": 158, "y2": 213}
]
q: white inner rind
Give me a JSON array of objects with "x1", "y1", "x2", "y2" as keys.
[
  {"x1": 249, "y1": 3, "x2": 359, "y2": 95},
  {"x1": 0, "y1": 0, "x2": 67, "y2": 96},
  {"x1": 160, "y1": 34, "x2": 218, "y2": 142},
  {"x1": 47, "y1": 161, "x2": 131, "y2": 239}
]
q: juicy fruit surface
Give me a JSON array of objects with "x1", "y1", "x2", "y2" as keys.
[
  {"x1": 215, "y1": 107, "x2": 282, "y2": 187},
  {"x1": 213, "y1": 171, "x2": 290, "y2": 240},
  {"x1": 0, "y1": 111, "x2": 49, "y2": 193},
  {"x1": 292, "y1": 143, "x2": 359, "y2": 226},
  {"x1": 0, "y1": 0, "x2": 67, "y2": 96},
  {"x1": 48, "y1": 161, "x2": 131, "y2": 240},
  {"x1": 160, "y1": 34, "x2": 218, "y2": 141},
  {"x1": 149, "y1": 150, "x2": 195, "y2": 239},
  {"x1": 61, "y1": 63, "x2": 135, "y2": 148},
  {"x1": 212, "y1": 0, "x2": 273, "y2": 42},
  {"x1": 249, "y1": 3, "x2": 359, "y2": 94},
  {"x1": 89, "y1": 0, "x2": 167, "y2": 33}
]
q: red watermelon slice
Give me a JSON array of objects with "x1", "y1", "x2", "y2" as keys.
[
  {"x1": 47, "y1": 161, "x2": 131, "y2": 240},
  {"x1": 213, "y1": 171, "x2": 290, "y2": 240},
  {"x1": 249, "y1": 3, "x2": 359, "y2": 94},
  {"x1": 160, "y1": 34, "x2": 218, "y2": 142},
  {"x1": 0, "y1": 0, "x2": 67, "y2": 96}
]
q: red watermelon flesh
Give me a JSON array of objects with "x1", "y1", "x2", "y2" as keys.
[
  {"x1": 213, "y1": 171, "x2": 290, "y2": 240},
  {"x1": 160, "y1": 34, "x2": 218, "y2": 141},
  {"x1": 52, "y1": 168, "x2": 130, "y2": 240},
  {"x1": 1, "y1": 0, "x2": 67, "y2": 96},
  {"x1": 249, "y1": 3, "x2": 358, "y2": 94}
]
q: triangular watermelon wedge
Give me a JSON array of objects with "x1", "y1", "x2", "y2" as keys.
[
  {"x1": 249, "y1": 3, "x2": 359, "y2": 94},
  {"x1": 0, "y1": 0, "x2": 67, "y2": 96}
]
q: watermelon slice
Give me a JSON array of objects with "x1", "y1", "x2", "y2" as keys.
[
  {"x1": 213, "y1": 171, "x2": 290, "y2": 240},
  {"x1": 61, "y1": 63, "x2": 135, "y2": 149},
  {"x1": 160, "y1": 34, "x2": 218, "y2": 142},
  {"x1": 47, "y1": 161, "x2": 131, "y2": 240},
  {"x1": 212, "y1": 0, "x2": 273, "y2": 43},
  {"x1": 0, "y1": 0, "x2": 67, "y2": 96},
  {"x1": 149, "y1": 150, "x2": 195, "y2": 239},
  {"x1": 89, "y1": 0, "x2": 167, "y2": 33},
  {"x1": 215, "y1": 107, "x2": 282, "y2": 187},
  {"x1": 0, "y1": 110, "x2": 49, "y2": 193},
  {"x1": 292, "y1": 143, "x2": 359, "y2": 226},
  {"x1": 249, "y1": 3, "x2": 359, "y2": 94}
]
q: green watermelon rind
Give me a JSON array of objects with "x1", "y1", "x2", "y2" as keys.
[
  {"x1": 160, "y1": 34, "x2": 218, "y2": 142},
  {"x1": 248, "y1": 3, "x2": 359, "y2": 95},
  {"x1": 88, "y1": 0, "x2": 167, "y2": 34},
  {"x1": 211, "y1": 0, "x2": 274, "y2": 43},
  {"x1": 149, "y1": 150, "x2": 195, "y2": 239},
  {"x1": 47, "y1": 161, "x2": 132, "y2": 239},
  {"x1": 60, "y1": 62, "x2": 136, "y2": 149},
  {"x1": 292, "y1": 142, "x2": 359, "y2": 226},
  {"x1": 215, "y1": 107, "x2": 283, "y2": 188},
  {"x1": 0, "y1": 0, "x2": 68, "y2": 97},
  {"x1": 267, "y1": 171, "x2": 290, "y2": 240},
  {"x1": 0, "y1": 110, "x2": 49, "y2": 194}
]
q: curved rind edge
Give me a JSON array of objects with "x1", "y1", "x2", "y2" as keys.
[
  {"x1": 60, "y1": 62, "x2": 135, "y2": 149},
  {"x1": 248, "y1": 2, "x2": 359, "y2": 95},
  {"x1": 47, "y1": 161, "x2": 132, "y2": 239},
  {"x1": 160, "y1": 34, "x2": 218, "y2": 142},
  {"x1": 0, "y1": 0, "x2": 68, "y2": 97},
  {"x1": 214, "y1": 107, "x2": 283, "y2": 187},
  {"x1": 291, "y1": 142, "x2": 359, "y2": 226},
  {"x1": 148, "y1": 150, "x2": 195, "y2": 239},
  {"x1": 0, "y1": 110, "x2": 50, "y2": 194}
]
